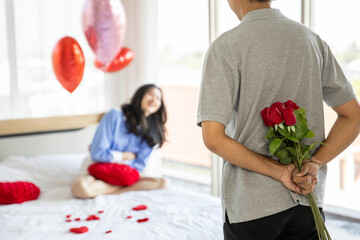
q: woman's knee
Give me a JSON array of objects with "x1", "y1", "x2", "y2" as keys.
[
  {"x1": 159, "y1": 177, "x2": 171, "y2": 189},
  {"x1": 71, "y1": 176, "x2": 95, "y2": 199}
]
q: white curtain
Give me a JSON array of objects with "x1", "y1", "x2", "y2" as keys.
[{"x1": 104, "y1": 0, "x2": 159, "y2": 109}]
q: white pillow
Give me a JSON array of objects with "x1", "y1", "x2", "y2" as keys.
[{"x1": 0, "y1": 154, "x2": 86, "y2": 189}]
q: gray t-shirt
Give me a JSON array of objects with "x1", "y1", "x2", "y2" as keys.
[{"x1": 197, "y1": 8, "x2": 355, "y2": 223}]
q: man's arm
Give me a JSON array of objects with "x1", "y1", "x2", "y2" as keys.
[
  {"x1": 314, "y1": 98, "x2": 360, "y2": 166},
  {"x1": 294, "y1": 98, "x2": 360, "y2": 187},
  {"x1": 201, "y1": 121, "x2": 313, "y2": 194}
]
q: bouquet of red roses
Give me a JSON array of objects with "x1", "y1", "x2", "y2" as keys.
[{"x1": 261, "y1": 100, "x2": 331, "y2": 240}]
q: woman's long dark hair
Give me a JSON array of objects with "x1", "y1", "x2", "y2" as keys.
[{"x1": 121, "y1": 84, "x2": 167, "y2": 148}]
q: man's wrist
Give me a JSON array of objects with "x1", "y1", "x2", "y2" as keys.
[{"x1": 310, "y1": 157, "x2": 322, "y2": 167}]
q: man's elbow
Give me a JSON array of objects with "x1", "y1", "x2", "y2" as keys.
[
  {"x1": 201, "y1": 121, "x2": 226, "y2": 154},
  {"x1": 203, "y1": 136, "x2": 220, "y2": 154}
]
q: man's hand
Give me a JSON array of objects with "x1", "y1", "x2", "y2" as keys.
[
  {"x1": 279, "y1": 163, "x2": 302, "y2": 194},
  {"x1": 279, "y1": 162, "x2": 319, "y2": 195},
  {"x1": 292, "y1": 158, "x2": 321, "y2": 195}
]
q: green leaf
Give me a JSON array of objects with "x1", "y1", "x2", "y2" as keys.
[
  {"x1": 304, "y1": 129, "x2": 315, "y2": 138},
  {"x1": 269, "y1": 138, "x2": 283, "y2": 155},
  {"x1": 294, "y1": 108, "x2": 308, "y2": 128},
  {"x1": 301, "y1": 144, "x2": 311, "y2": 155},
  {"x1": 279, "y1": 156, "x2": 293, "y2": 165},
  {"x1": 275, "y1": 149, "x2": 292, "y2": 165},
  {"x1": 265, "y1": 127, "x2": 276, "y2": 140},
  {"x1": 285, "y1": 147, "x2": 297, "y2": 158},
  {"x1": 277, "y1": 128, "x2": 299, "y2": 142},
  {"x1": 295, "y1": 126, "x2": 309, "y2": 139}
]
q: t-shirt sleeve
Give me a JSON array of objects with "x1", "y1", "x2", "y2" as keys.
[
  {"x1": 197, "y1": 43, "x2": 239, "y2": 127},
  {"x1": 321, "y1": 41, "x2": 356, "y2": 107}
]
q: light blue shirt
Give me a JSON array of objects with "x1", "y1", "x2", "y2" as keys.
[{"x1": 90, "y1": 108, "x2": 153, "y2": 172}]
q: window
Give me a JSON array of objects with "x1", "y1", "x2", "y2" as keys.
[
  {"x1": 314, "y1": 0, "x2": 360, "y2": 212},
  {"x1": 217, "y1": 0, "x2": 301, "y2": 36},
  {"x1": 0, "y1": 1, "x2": 10, "y2": 118},
  {"x1": 158, "y1": 0, "x2": 212, "y2": 194},
  {"x1": 1, "y1": 0, "x2": 105, "y2": 121},
  {"x1": 272, "y1": 0, "x2": 301, "y2": 22}
]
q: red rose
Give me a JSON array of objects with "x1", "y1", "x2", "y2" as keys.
[
  {"x1": 268, "y1": 107, "x2": 283, "y2": 125},
  {"x1": 283, "y1": 100, "x2": 299, "y2": 110},
  {"x1": 261, "y1": 107, "x2": 273, "y2": 127},
  {"x1": 267, "y1": 103, "x2": 284, "y2": 125},
  {"x1": 270, "y1": 102, "x2": 285, "y2": 111},
  {"x1": 282, "y1": 107, "x2": 297, "y2": 126}
]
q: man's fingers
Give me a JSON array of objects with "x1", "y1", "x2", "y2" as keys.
[
  {"x1": 296, "y1": 167, "x2": 309, "y2": 177},
  {"x1": 293, "y1": 175, "x2": 311, "y2": 184}
]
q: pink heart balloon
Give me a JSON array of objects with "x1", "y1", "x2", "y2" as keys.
[{"x1": 82, "y1": 0, "x2": 126, "y2": 68}]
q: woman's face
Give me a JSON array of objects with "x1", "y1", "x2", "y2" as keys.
[{"x1": 141, "y1": 87, "x2": 162, "y2": 117}]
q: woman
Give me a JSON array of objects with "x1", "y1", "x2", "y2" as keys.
[{"x1": 71, "y1": 84, "x2": 169, "y2": 198}]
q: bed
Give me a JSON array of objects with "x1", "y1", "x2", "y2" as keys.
[{"x1": 0, "y1": 153, "x2": 223, "y2": 240}]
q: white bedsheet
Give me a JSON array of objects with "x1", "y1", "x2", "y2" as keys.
[{"x1": 0, "y1": 154, "x2": 223, "y2": 240}]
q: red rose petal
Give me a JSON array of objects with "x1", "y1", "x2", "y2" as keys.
[
  {"x1": 65, "y1": 219, "x2": 72, "y2": 222},
  {"x1": 74, "y1": 218, "x2": 81, "y2": 221},
  {"x1": 86, "y1": 215, "x2": 100, "y2": 221},
  {"x1": 105, "y1": 230, "x2": 112, "y2": 234},
  {"x1": 69, "y1": 226, "x2": 89, "y2": 234},
  {"x1": 137, "y1": 218, "x2": 149, "y2": 223},
  {"x1": 66, "y1": 215, "x2": 71, "y2": 218},
  {"x1": 98, "y1": 210, "x2": 104, "y2": 214},
  {"x1": 132, "y1": 205, "x2": 147, "y2": 211},
  {"x1": 126, "y1": 216, "x2": 132, "y2": 219}
]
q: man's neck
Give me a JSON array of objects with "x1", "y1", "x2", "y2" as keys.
[{"x1": 236, "y1": 1, "x2": 271, "y2": 21}]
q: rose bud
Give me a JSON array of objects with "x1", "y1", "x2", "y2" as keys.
[
  {"x1": 268, "y1": 106, "x2": 284, "y2": 125},
  {"x1": 261, "y1": 107, "x2": 273, "y2": 127},
  {"x1": 282, "y1": 107, "x2": 297, "y2": 126},
  {"x1": 283, "y1": 100, "x2": 299, "y2": 110}
]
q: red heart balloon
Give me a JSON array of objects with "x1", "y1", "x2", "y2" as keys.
[
  {"x1": 52, "y1": 36, "x2": 85, "y2": 93},
  {"x1": 94, "y1": 47, "x2": 134, "y2": 73}
]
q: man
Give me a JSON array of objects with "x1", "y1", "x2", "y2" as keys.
[{"x1": 197, "y1": 0, "x2": 360, "y2": 239}]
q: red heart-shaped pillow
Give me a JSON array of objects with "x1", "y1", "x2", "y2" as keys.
[
  {"x1": 0, "y1": 181, "x2": 40, "y2": 205},
  {"x1": 88, "y1": 163, "x2": 140, "y2": 186}
]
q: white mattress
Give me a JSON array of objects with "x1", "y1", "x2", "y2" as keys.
[{"x1": 0, "y1": 154, "x2": 223, "y2": 240}]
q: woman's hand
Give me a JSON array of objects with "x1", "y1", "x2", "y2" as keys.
[{"x1": 122, "y1": 152, "x2": 136, "y2": 160}]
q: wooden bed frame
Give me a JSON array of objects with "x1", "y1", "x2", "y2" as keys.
[{"x1": 0, "y1": 113, "x2": 104, "y2": 137}]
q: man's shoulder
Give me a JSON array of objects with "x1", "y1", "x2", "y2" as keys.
[{"x1": 207, "y1": 26, "x2": 241, "y2": 56}]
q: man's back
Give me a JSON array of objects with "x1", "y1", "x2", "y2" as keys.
[{"x1": 197, "y1": 8, "x2": 355, "y2": 223}]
